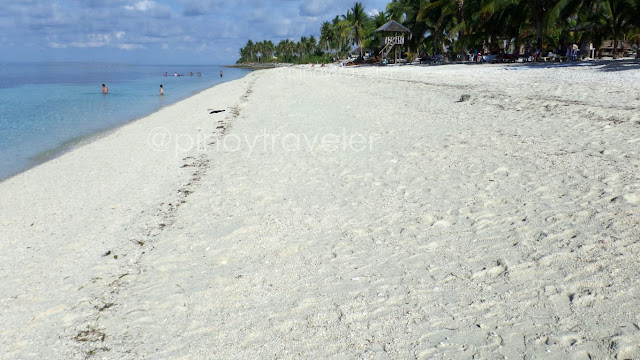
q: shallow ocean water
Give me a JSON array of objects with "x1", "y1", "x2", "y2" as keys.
[{"x1": 0, "y1": 62, "x2": 250, "y2": 181}]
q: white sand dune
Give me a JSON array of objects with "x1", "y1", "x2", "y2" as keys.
[{"x1": 1, "y1": 62, "x2": 639, "y2": 359}]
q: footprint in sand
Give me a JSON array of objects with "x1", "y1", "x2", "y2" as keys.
[
  {"x1": 472, "y1": 259, "x2": 509, "y2": 279},
  {"x1": 432, "y1": 220, "x2": 450, "y2": 228}
]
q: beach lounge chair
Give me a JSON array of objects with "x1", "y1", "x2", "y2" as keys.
[
  {"x1": 490, "y1": 53, "x2": 505, "y2": 63},
  {"x1": 537, "y1": 54, "x2": 551, "y2": 62},
  {"x1": 431, "y1": 54, "x2": 445, "y2": 64},
  {"x1": 500, "y1": 54, "x2": 517, "y2": 63},
  {"x1": 599, "y1": 40, "x2": 616, "y2": 57},
  {"x1": 483, "y1": 54, "x2": 498, "y2": 63},
  {"x1": 621, "y1": 41, "x2": 634, "y2": 56},
  {"x1": 600, "y1": 40, "x2": 635, "y2": 58},
  {"x1": 520, "y1": 47, "x2": 533, "y2": 62},
  {"x1": 419, "y1": 53, "x2": 432, "y2": 64}
]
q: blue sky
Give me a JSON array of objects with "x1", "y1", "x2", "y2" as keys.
[{"x1": 1, "y1": 0, "x2": 389, "y2": 65}]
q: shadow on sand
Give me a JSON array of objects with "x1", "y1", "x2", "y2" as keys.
[{"x1": 412, "y1": 58, "x2": 640, "y2": 72}]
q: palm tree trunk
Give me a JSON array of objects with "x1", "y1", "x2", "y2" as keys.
[
  {"x1": 458, "y1": 1, "x2": 467, "y2": 58},
  {"x1": 579, "y1": 1, "x2": 598, "y2": 58},
  {"x1": 536, "y1": 8, "x2": 543, "y2": 51},
  {"x1": 579, "y1": 34, "x2": 591, "y2": 58}
]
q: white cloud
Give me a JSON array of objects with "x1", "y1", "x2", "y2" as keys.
[
  {"x1": 47, "y1": 32, "x2": 121, "y2": 49},
  {"x1": 124, "y1": 0, "x2": 156, "y2": 12},
  {"x1": 57, "y1": 33, "x2": 113, "y2": 48},
  {"x1": 2, "y1": 0, "x2": 392, "y2": 64},
  {"x1": 118, "y1": 43, "x2": 144, "y2": 50},
  {"x1": 49, "y1": 42, "x2": 67, "y2": 49}
]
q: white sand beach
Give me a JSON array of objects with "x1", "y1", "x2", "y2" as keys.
[{"x1": 1, "y1": 62, "x2": 640, "y2": 359}]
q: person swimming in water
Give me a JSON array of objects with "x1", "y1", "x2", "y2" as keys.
[{"x1": 102, "y1": 84, "x2": 108, "y2": 94}]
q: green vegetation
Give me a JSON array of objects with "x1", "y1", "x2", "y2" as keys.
[{"x1": 237, "y1": 0, "x2": 640, "y2": 64}]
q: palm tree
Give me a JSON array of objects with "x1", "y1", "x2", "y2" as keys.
[
  {"x1": 308, "y1": 36, "x2": 318, "y2": 55},
  {"x1": 387, "y1": 0, "x2": 431, "y2": 53},
  {"x1": 366, "y1": 11, "x2": 390, "y2": 53},
  {"x1": 418, "y1": 0, "x2": 467, "y2": 54},
  {"x1": 372, "y1": 11, "x2": 390, "y2": 28},
  {"x1": 549, "y1": 0, "x2": 637, "y2": 58},
  {"x1": 254, "y1": 41, "x2": 264, "y2": 62},
  {"x1": 236, "y1": 0, "x2": 640, "y2": 64},
  {"x1": 276, "y1": 39, "x2": 298, "y2": 61},
  {"x1": 599, "y1": 0, "x2": 635, "y2": 57},
  {"x1": 481, "y1": 0, "x2": 559, "y2": 52},
  {"x1": 260, "y1": 40, "x2": 274, "y2": 62},
  {"x1": 549, "y1": 0, "x2": 602, "y2": 56},
  {"x1": 286, "y1": 39, "x2": 297, "y2": 58},
  {"x1": 330, "y1": 15, "x2": 350, "y2": 57},
  {"x1": 238, "y1": 46, "x2": 249, "y2": 63},
  {"x1": 241, "y1": 40, "x2": 256, "y2": 62},
  {"x1": 299, "y1": 36, "x2": 309, "y2": 57},
  {"x1": 467, "y1": 0, "x2": 532, "y2": 54},
  {"x1": 275, "y1": 40, "x2": 286, "y2": 61},
  {"x1": 343, "y1": 2, "x2": 370, "y2": 57},
  {"x1": 320, "y1": 21, "x2": 333, "y2": 53}
]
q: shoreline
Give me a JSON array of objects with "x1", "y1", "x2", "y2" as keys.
[
  {"x1": 2, "y1": 64, "x2": 640, "y2": 359},
  {"x1": 0, "y1": 69, "x2": 252, "y2": 184},
  {"x1": 0, "y1": 71, "x2": 260, "y2": 358},
  {"x1": 225, "y1": 62, "x2": 293, "y2": 69}
]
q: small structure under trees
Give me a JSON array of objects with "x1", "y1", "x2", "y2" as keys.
[{"x1": 375, "y1": 20, "x2": 412, "y2": 64}]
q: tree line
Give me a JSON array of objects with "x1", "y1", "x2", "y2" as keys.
[{"x1": 237, "y1": 0, "x2": 640, "y2": 63}]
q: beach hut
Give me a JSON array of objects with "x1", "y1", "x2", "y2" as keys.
[{"x1": 375, "y1": 20, "x2": 412, "y2": 64}]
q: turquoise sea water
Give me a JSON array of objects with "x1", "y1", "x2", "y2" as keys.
[{"x1": 0, "y1": 62, "x2": 250, "y2": 181}]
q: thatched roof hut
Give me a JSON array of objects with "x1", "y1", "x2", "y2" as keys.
[
  {"x1": 375, "y1": 20, "x2": 412, "y2": 63},
  {"x1": 375, "y1": 20, "x2": 411, "y2": 35}
]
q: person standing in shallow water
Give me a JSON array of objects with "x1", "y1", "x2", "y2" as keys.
[
  {"x1": 159, "y1": 85, "x2": 164, "y2": 96},
  {"x1": 102, "y1": 84, "x2": 108, "y2": 94},
  {"x1": 219, "y1": 71, "x2": 223, "y2": 78}
]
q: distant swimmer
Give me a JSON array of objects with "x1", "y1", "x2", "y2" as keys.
[
  {"x1": 164, "y1": 72, "x2": 168, "y2": 77},
  {"x1": 102, "y1": 84, "x2": 108, "y2": 94},
  {"x1": 219, "y1": 71, "x2": 223, "y2": 78},
  {"x1": 159, "y1": 84, "x2": 164, "y2": 96}
]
